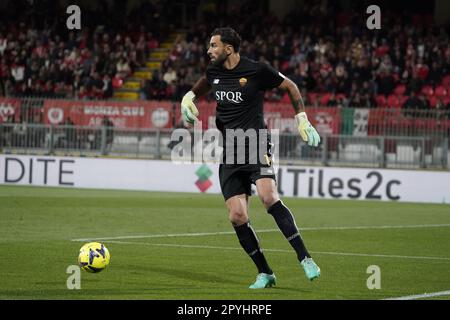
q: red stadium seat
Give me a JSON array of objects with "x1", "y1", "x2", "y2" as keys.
[
  {"x1": 429, "y1": 96, "x2": 437, "y2": 108},
  {"x1": 375, "y1": 94, "x2": 387, "y2": 107},
  {"x1": 399, "y1": 95, "x2": 408, "y2": 106},
  {"x1": 281, "y1": 92, "x2": 291, "y2": 103},
  {"x1": 414, "y1": 119, "x2": 437, "y2": 134},
  {"x1": 319, "y1": 93, "x2": 331, "y2": 106},
  {"x1": 442, "y1": 75, "x2": 450, "y2": 88},
  {"x1": 421, "y1": 85, "x2": 434, "y2": 96},
  {"x1": 335, "y1": 93, "x2": 346, "y2": 101},
  {"x1": 387, "y1": 94, "x2": 400, "y2": 108},
  {"x1": 394, "y1": 84, "x2": 406, "y2": 96},
  {"x1": 435, "y1": 86, "x2": 448, "y2": 98},
  {"x1": 308, "y1": 92, "x2": 319, "y2": 105},
  {"x1": 387, "y1": 117, "x2": 412, "y2": 135}
]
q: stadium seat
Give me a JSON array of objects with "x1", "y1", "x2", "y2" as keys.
[
  {"x1": 336, "y1": 93, "x2": 346, "y2": 101},
  {"x1": 442, "y1": 75, "x2": 450, "y2": 88},
  {"x1": 281, "y1": 92, "x2": 291, "y2": 103},
  {"x1": 387, "y1": 95, "x2": 401, "y2": 108},
  {"x1": 428, "y1": 96, "x2": 437, "y2": 108},
  {"x1": 375, "y1": 94, "x2": 387, "y2": 107},
  {"x1": 308, "y1": 93, "x2": 319, "y2": 105},
  {"x1": 434, "y1": 86, "x2": 448, "y2": 98},
  {"x1": 387, "y1": 117, "x2": 412, "y2": 135},
  {"x1": 414, "y1": 119, "x2": 436, "y2": 133},
  {"x1": 394, "y1": 84, "x2": 406, "y2": 96},
  {"x1": 421, "y1": 85, "x2": 434, "y2": 96},
  {"x1": 399, "y1": 95, "x2": 408, "y2": 106},
  {"x1": 319, "y1": 93, "x2": 332, "y2": 106}
]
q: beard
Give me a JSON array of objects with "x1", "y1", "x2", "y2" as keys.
[{"x1": 211, "y1": 52, "x2": 229, "y2": 66}]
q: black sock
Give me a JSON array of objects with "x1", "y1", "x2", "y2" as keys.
[
  {"x1": 233, "y1": 221, "x2": 273, "y2": 275},
  {"x1": 268, "y1": 200, "x2": 311, "y2": 262}
]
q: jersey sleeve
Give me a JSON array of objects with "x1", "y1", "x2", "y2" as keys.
[
  {"x1": 257, "y1": 62, "x2": 285, "y2": 90},
  {"x1": 205, "y1": 65, "x2": 213, "y2": 85}
]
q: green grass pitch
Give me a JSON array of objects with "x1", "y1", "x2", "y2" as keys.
[{"x1": 1, "y1": 185, "x2": 449, "y2": 300}]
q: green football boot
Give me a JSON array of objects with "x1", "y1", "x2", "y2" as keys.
[
  {"x1": 249, "y1": 273, "x2": 276, "y2": 289},
  {"x1": 301, "y1": 257, "x2": 321, "y2": 281}
]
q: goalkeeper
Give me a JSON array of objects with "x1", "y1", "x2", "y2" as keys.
[{"x1": 181, "y1": 27, "x2": 321, "y2": 289}]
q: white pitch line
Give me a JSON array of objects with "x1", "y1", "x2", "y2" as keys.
[
  {"x1": 103, "y1": 240, "x2": 450, "y2": 261},
  {"x1": 70, "y1": 224, "x2": 450, "y2": 242},
  {"x1": 384, "y1": 290, "x2": 450, "y2": 300}
]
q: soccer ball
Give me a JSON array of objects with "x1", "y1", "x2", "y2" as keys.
[{"x1": 78, "y1": 242, "x2": 110, "y2": 273}]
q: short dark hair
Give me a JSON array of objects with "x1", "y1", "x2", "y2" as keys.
[{"x1": 211, "y1": 27, "x2": 241, "y2": 53}]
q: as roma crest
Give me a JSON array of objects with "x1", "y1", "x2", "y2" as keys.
[{"x1": 239, "y1": 78, "x2": 247, "y2": 87}]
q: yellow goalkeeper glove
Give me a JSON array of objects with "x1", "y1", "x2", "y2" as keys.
[
  {"x1": 181, "y1": 91, "x2": 199, "y2": 124},
  {"x1": 295, "y1": 112, "x2": 321, "y2": 147}
]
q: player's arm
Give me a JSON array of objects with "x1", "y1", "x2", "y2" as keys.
[
  {"x1": 278, "y1": 78, "x2": 321, "y2": 147},
  {"x1": 181, "y1": 76, "x2": 211, "y2": 124},
  {"x1": 191, "y1": 76, "x2": 211, "y2": 97}
]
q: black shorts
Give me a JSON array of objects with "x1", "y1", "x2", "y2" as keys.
[{"x1": 219, "y1": 161, "x2": 276, "y2": 201}]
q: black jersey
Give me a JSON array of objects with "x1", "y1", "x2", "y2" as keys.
[{"x1": 205, "y1": 56, "x2": 285, "y2": 132}]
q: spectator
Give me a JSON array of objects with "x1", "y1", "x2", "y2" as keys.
[
  {"x1": 102, "y1": 116, "x2": 114, "y2": 153},
  {"x1": 402, "y1": 91, "x2": 422, "y2": 117},
  {"x1": 348, "y1": 92, "x2": 363, "y2": 108},
  {"x1": 102, "y1": 74, "x2": 113, "y2": 99},
  {"x1": 163, "y1": 66, "x2": 177, "y2": 85},
  {"x1": 0, "y1": 0, "x2": 448, "y2": 111},
  {"x1": 327, "y1": 93, "x2": 338, "y2": 107},
  {"x1": 116, "y1": 57, "x2": 131, "y2": 79}
]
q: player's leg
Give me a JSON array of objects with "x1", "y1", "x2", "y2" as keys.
[
  {"x1": 220, "y1": 164, "x2": 275, "y2": 288},
  {"x1": 255, "y1": 178, "x2": 320, "y2": 281},
  {"x1": 225, "y1": 194, "x2": 276, "y2": 288}
]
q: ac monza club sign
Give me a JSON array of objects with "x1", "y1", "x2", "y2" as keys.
[
  {"x1": 43, "y1": 100, "x2": 173, "y2": 129},
  {"x1": 0, "y1": 98, "x2": 21, "y2": 123},
  {"x1": 41, "y1": 99, "x2": 341, "y2": 132}
]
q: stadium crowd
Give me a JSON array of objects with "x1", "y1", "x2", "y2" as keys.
[
  {"x1": 0, "y1": 0, "x2": 174, "y2": 100},
  {"x1": 0, "y1": 0, "x2": 449, "y2": 111},
  {"x1": 167, "y1": 1, "x2": 450, "y2": 110}
]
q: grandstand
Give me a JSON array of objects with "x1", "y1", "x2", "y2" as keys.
[{"x1": 0, "y1": 0, "x2": 449, "y2": 169}]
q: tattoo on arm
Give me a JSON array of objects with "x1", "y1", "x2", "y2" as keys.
[{"x1": 288, "y1": 91, "x2": 305, "y2": 114}]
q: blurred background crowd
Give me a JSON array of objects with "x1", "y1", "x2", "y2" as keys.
[{"x1": 0, "y1": 0, "x2": 449, "y2": 110}]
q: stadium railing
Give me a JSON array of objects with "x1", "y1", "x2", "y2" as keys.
[
  {"x1": 1, "y1": 123, "x2": 449, "y2": 169},
  {"x1": 1, "y1": 97, "x2": 449, "y2": 169}
]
